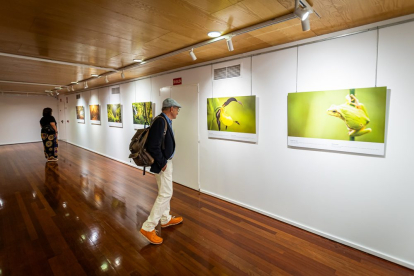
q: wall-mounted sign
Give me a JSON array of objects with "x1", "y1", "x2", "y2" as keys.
[{"x1": 173, "y1": 78, "x2": 182, "y2": 85}]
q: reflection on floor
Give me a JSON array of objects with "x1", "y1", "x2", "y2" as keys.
[{"x1": 0, "y1": 142, "x2": 412, "y2": 275}]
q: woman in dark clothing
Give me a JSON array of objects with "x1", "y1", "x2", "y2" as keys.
[{"x1": 40, "y1": 107, "x2": 58, "y2": 161}]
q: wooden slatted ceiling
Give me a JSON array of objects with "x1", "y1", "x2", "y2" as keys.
[{"x1": 0, "y1": 0, "x2": 414, "y2": 95}]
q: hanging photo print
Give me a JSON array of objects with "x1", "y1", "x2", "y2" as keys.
[
  {"x1": 132, "y1": 102, "x2": 153, "y2": 129},
  {"x1": 107, "y1": 104, "x2": 123, "y2": 127},
  {"x1": 76, "y1": 106, "x2": 85, "y2": 123},
  {"x1": 89, "y1": 105, "x2": 101, "y2": 125},
  {"x1": 207, "y1": 95, "x2": 257, "y2": 142},
  {"x1": 287, "y1": 86, "x2": 387, "y2": 155}
]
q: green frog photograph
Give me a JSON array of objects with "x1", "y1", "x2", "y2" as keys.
[{"x1": 288, "y1": 87, "x2": 387, "y2": 143}]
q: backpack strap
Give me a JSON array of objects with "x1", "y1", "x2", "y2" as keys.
[
  {"x1": 161, "y1": 117, "x2": 167, "y2": 150},
  {"x1": 151, "y1": 115, "x2": 168, "y2": 150}
]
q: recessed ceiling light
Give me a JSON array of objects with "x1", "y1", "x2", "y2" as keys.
[
  {"x1": 55, "y1": 87, "x2": 62, "y2": 90},
  {"x1": 71, "y1": 81, "x2": 78, "y2": 84},
  {"x1": 208, "y1": 31, "x2": 221, "y2": 38},
  {"x1": 133, "y1": 59, "x2": 142, "y2": 62},
  {"x1": 91, "y1": 74, "x2": 99, "y2": 77}
]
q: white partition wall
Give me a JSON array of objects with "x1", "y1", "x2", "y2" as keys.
[
  {"x1": 375, "y1": 21, "x2": 414, "y2": 263},
  {"x1": 297, "y1": 30, "x2": 378, "y2": 91},
  {"x1": 60, "y1": 17, "x2": 414, "y2": 269},
  {"x1": 0, "y1": 94, "x2": 58, "y2": 145}
]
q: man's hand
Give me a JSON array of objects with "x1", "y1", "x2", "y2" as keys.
[{"x1": 162, "y1": 164, "x2": 167, "y2": 172}]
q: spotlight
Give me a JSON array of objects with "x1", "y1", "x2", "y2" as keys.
[
  {"x1": 294, "y1": 0, "x2": 313, "y2": 32},
  {"x1": 226, "y1": 37, "x2": 234, "y2": 51},
  {"x1": 67, "y1": 87, "x2": 70, "y2": 92},
  {"x1": 301, "y1": 18, "x2": 310, "y2": 32},
  {"x1": 121, "y1": 71, "x2": 125, "y2": 79},
  {"x1": 189, "y1": 48, "x2": 197, "y2": 61},
  {"x1": 208, "y1": 31, "x2": 221, "y2": 38},
  {"x1": 71, "y1": 86, "x2": 75, "y2": 91},
  {"x1": 56, "y1": 92, "x2": 59, "y2": 95},
  {"x1": 105, "y1": 76, "x2": 109, "y2": 83},
  {"x1": 84, "y1": 82, "x2": 88, "y2": 89},
  {"x1": 294, "y1": 7, "x2": 310, "y2": 21}
]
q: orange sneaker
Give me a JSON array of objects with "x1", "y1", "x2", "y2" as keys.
[
  {"x1": 140, "y1": 229, "x2": 163, "y2": 244},
  {"x1": 161, "y1": 216, "x2": 183, "y2": 228}
]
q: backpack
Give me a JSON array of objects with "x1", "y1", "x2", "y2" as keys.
[{"x1": 129, "y1": 116, "x2": 167, "y2": 175}]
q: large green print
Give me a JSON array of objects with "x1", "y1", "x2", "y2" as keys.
[
  {"x1": 288, "y1": 87, "x2": 386, "y2": 143},
  {"x1": 132, "y1": 102, "x2": 153, "y2": 125},
  {"x1": 107, "y1": 104, "x2": 122, "y2": 123},
  {"x1": 207, "y1": 95, "x2": 256, "y2": 134}
]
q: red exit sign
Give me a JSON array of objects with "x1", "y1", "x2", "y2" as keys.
[{"x1": 173, "y1": 78, "x2": 182, "y2": 85}]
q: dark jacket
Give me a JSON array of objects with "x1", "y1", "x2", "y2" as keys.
[{"x1": 146, "y1": 113, "x2": 175, "y2": 173}]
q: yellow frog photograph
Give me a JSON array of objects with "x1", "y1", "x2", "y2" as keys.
[{"x1": 288, "y1": 87, "x2": 387, "y2": 143}]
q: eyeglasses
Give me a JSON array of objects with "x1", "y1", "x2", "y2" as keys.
[{"x1": 173, "y1": 106, "x2": 181, "y2": 112}]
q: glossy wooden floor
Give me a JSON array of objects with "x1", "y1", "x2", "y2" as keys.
[{"x1": 0, "y1": 142, "x2": 413, "y2": 276}]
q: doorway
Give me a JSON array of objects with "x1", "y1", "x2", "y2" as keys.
[
  {"x1": 58, "y1": 97, "x2": 67, "y2": 141},
  {"x1": 168, "y1": 84, "x2": 199, "y2": 191}
]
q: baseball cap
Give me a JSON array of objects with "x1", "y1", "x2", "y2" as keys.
[{"x1": 162, "y1": 98, "x2": 182, "y2": 108}]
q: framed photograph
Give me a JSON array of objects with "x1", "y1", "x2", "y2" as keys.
[
  {"x1": 288, "y1": 86, "x2": 387, "y2": 155},
  {"x1": 89, "y1": 104, "x2": 101, "y2": 125},
  {"x1": 132, "y1": 102, "x2": 154, "y2": 129},
  {"x1": 207, "y1": 95, "x2": 257, "y2": 142},
  {"x1": 76, "y1": 106, "x2": 85, "y2": 123},
  {"x1": 107, "y1": 104, "x2": 123, "y2": 127}
]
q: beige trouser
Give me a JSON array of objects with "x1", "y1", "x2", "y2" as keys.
[{"x1": 142, "y1": 160, "x2": 173, "y2": 231}]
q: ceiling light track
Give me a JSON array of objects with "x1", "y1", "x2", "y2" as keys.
[
  {"x1": 63, "y1": 1, "x2": 318, "y2": 93},
  {"x1": 0, "y1": 80, "x2": 68, "y2": 87},
  {"x1": 119, "y1": 13, "x2": 297, "y2": 73},
  {"x1": 0, "y1": 52, "x2": 118, "y2": 72},
  {"x1": 0, "y1": 90, "x2": 47, "y2": 94}
]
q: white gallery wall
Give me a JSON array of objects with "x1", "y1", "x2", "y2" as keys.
[
  {"x1": 58, "y1": 17, "x2": 414, "y2": 269},
  {"x1": 0, "y1": 94, "x2": 58, "y2": 145}
]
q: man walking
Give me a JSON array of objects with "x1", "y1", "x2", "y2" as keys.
[{"x1": 140, "y1": 98, "x2": 183, "y2": 244}]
